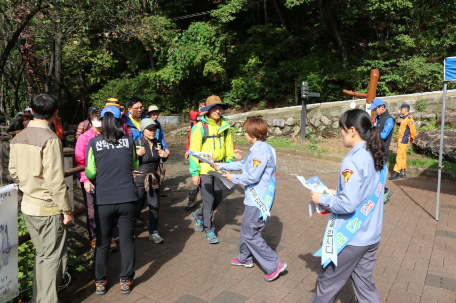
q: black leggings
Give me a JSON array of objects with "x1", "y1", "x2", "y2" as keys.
[
  {"x1": 94, "y1": 202, "x2": 136, "y2": 281},
  {"x1": 136, "y1": 181, "x2": 160, "y2": 233}
]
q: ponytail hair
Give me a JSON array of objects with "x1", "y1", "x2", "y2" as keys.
[
  {"x1": 339, "y1": 109, "x2": 385, "y2": 171},
  {"x1": 101, "y1": 112, "x2": 123, "y2": 145}
]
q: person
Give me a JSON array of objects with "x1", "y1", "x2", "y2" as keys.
[
  {"x1": 75, "y1": 106, "x2": 96, "y2": 141},
  {"x1": 9, "y1": 93, "x2": 73, "y2": 303},
  {"x1": 184, "y1": 100, "x2": 242, "y2": 210},
  {"x1": 24, "y1": 106, "x2": 33, "y2": 119},
  {"x1": 75, "y1": 109, "x2": 118, "y2": 252},
  {"x1": 21, "y1": 115, "x2": 32, "y2": 129},
  {"x1": 85, "y1": 105, "x2": 139, "y2": 295},
  {"x1": 146, "y1": 105, "x2": 169, "y2": 154},
  {"x1": 389, "y1": 103, "x2": 416, "y2": 180},
  {"x1": 123, "y1": 97, "x2": 147, "y2": 141},
  {"x1": 309, "y1": 109, "x2": 387, "y2": 303},
  {"x1": 7, "y1": 112, "x2": 24, "y2": 134},
  {"x1": 146, "y1": 105, "x2": 170, "y2": 197},
  {"x1": 134, "y1": 118, "x2": 169, "y2": 243},
  {"x1": 213, "y1": 117, "x2": 287, "y2": 282},
  {"x1": 50, "y1": 110, "x2": 69, "y2": 147},
  {"x1": 368, "y1": 98, "x2": 394, "y2": 203},
  {"x1": 184, "y1": 99, "x2": 207, "y2": 210},
  {"x1": 189, "y1": 95, "x2": 235, "y2": 244}
]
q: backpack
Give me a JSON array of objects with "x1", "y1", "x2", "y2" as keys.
[{"x1": 200, "y1": 120, "x2": 228, "y2": 147}]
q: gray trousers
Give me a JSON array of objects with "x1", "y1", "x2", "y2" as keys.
[
  {"x1": 23, "y1": 213, "x2": 68, "y2": 303},
  {"x1": 237, "y1": 206, "x2": 280, "y2": 274},
  {"x1": 310, "y1": 242, "x2": 381, "y2": 303},
  {"x1": 194, "y1": 175, "x2": 223, "y2": 233}
]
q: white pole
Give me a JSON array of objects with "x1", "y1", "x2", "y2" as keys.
[{"x1": 436, "y1": 81, "x2": 447, "y2": 221}]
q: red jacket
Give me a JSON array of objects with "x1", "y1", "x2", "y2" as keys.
[{"x1": 186, "y1": 110, "x2": 199, "y2": 151}]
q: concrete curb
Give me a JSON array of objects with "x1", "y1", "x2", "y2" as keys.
[{"x1": 236, "y1": 143, "x2": 456, "y2": 182}]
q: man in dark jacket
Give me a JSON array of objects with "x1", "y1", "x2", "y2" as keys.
[{"x1": 368, "y1": 98, "x2": 394, "y2": 203}]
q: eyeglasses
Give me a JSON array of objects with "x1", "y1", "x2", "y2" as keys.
[{"x1": 132, "y1": 106, "x2": 143, "y2": 110}]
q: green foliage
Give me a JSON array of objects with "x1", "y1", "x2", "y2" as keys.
[
  {"x1": 416, "y1": 100, "x2": 426, "y2": 112},
  {"x1": 388, "y1": 152, "x2": 456, "y2": 171},
  {"x1": 3, "y1": 0, "x2": 456, "y2": 119},
  {"x1": 17, "y1": 214, "x2": 35, "y2": 301}
]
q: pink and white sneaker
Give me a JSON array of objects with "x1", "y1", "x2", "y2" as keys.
[
  {"x1": 230, "y1": 258, "x2": 254, "y2": 268},
  {"x1": 264, "y1": 261, "x2": 287, "y2": 282}
]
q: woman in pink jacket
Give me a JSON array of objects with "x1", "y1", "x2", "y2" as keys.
[{"x1": 75, "y1": 109, "x2": 117, "y2": 251}]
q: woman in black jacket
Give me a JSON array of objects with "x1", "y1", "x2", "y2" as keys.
[
  {"x1": 134, "y1": 118, "x2": 168, "y2": 243},
  {"x1": 85, "y1": 106, "x2": 139, "y2": 295}
]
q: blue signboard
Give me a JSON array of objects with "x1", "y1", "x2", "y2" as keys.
[{"x1": 444, "y1": 57, "x2": 456, "y2": 82}]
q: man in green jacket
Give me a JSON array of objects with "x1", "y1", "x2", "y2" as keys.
[{"x1": 189, "y1": 95, "x2": 235, "y2": 244}]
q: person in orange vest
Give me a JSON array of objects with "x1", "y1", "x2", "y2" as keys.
[{"x1": 389, "y1": 104, "x2": 416, "y2": 180}]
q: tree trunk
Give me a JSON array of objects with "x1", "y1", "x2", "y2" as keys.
[
  {"x1": 271, "y1": 0, "x2": 289, "y2": 31},
  {"x1": 45, "y1": 37, "x2": 55, "y2": 92},
  {"x1": 53, "y1": 25, "x2": 63, "y2": 103},
  {"x1": 264, "y1": 0, "x2": 268, "y2": 25},
  {"x1": 148, "y1": 50, "x2": 156, "y2": 71},
  {"x1": 78, "y1": 69, "x2": 90, "y2": 118},
  {"x1": 0, "y1": 0, "x2": 43, "y2": 78},
  {"x1": 319, "y1": 1, "x2": 348, "y2": 68}
]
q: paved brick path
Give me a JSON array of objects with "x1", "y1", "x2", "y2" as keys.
[{"x1": 66, "y1": 143, "x2": 456, "y2": 303}]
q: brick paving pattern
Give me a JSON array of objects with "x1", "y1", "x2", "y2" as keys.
[{"x1": 63, "y1": 144, "x2": 456, "y2": 303}]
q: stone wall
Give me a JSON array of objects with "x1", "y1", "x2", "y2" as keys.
[
  {"x1": 157, "y1": 116, "x2": 184, "y2": 125},
  {"x1": 224, "y1": 89, "x2": 456, "y2": 138}
]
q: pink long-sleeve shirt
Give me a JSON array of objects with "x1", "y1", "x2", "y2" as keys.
[{"x1": 75, "y1": 128, "x2": 98, "y2": 183}]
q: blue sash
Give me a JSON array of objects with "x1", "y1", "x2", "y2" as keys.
[
  {"x1": 243, "y1": 145, "x2": 276, "y2": 221},
  {"x1": 314, "y1": 165, "x2": 387, "y2": 267}
]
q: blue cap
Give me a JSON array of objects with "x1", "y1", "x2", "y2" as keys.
[
  {"x1": 101, "y1": 106, "x2": 121, "y2": 118},
  {"x1": 367, "y1": 98, "x2": 387, "y2": 110}
]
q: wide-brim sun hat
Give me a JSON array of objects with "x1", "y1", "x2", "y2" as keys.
[
  {"x1": 140, "y1": 118, "x2": 157, "y2": 132},
  {"x1": 101, "y1": 105, "x2": 122, "y2": 118},
  {"x1": 367, "y1": 98, "x2": 387, "y2": 110},
  {"x1": 200, "y1": 95, "x2": 228, "y2": 112},
  {"x1": 104, "y1": 98, "x2": 121, "y2": 108},
  {"x1": 146, "y1": 105, "x2": 162, "y2": 115}
]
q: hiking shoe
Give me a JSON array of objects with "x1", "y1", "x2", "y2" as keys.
[
  {"x1": 149, "y1": 231, "x2": 164, "y2": 244},
  {"x1": 205, "y1": 232, "x2": 219, "y2": 244},
  {"x1": 90, "y1": 239, "x2": 96, "y2": 252},
  {"x1": 389, "y1": 172, "x2": 400, "y2": 180},
  {"x1": 185, "y1": 195, "x2": 197, "y2": 210},
  {"x1": 384, "y1": 188, "x2": 393, "y2": 204},
  {"x1": 109, "y1": 239, "x2": 117, "y2": 252},
  {"x1": 120, "y1": 279, "x2": 133, "y2": 294},
  {"x1": 95, "y1": 280, "x2": 108, "y2": 295},
  {"x1": 230, "y1": 258, "x2": 254, "y2": 268},
  {"x1": 136, "y1": 217, "x2": 145, "y2": 227},
  {"x1": 191, "y1": 211, "x2": 203, "y2": 232},
  {"x1": 399, "y1": 169, "x2": 406, "y2": 178},
  {"x1": 264, "y1": 261, "x2": 287, "y2": 282}
]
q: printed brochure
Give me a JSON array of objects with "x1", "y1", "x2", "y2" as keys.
[{"x1": 296, "y1": 176, "x2": 332, "y2": 216}]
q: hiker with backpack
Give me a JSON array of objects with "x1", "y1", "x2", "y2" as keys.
[
  {"x1": 189, "y1": 95, "x2": 235, "y2": 244},
  {"x1": 184, "y1": 99, "x2": 207, "y2": 210}
]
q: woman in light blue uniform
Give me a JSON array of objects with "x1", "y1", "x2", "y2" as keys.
[
  {"x1": 310, "y1": 109, "x2": 386, "y2": 303},
  {"x1": 214, "y1": 117, "x2": 287, "y2": 282}
]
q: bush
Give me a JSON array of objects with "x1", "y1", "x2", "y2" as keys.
[{"x1": 416, "y1": 99, "x2": 426, "y2": 112}]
